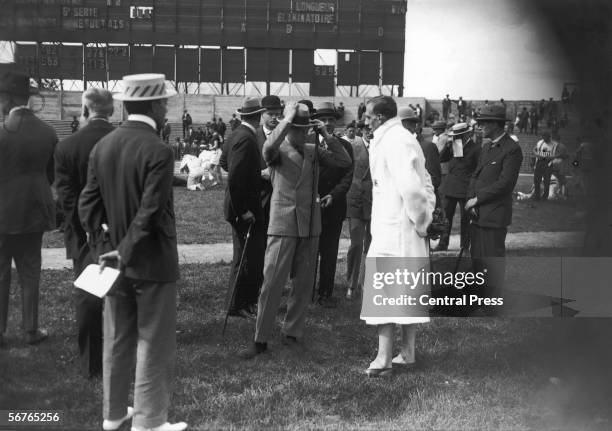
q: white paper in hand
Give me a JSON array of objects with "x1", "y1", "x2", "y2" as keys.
[
  {"x1": 452, "y1": 139, "x2": 464, "y2": 157},
  {"x1": 74, "y1": 264, "x2": 120, "y2": 298}
]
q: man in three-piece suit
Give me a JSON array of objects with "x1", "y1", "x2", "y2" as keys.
[
  {"x1": 55, "y1": 88, "x2": 115, "y2": 378},
  {"x1": 0, "y1": 71, "x2": 56, "y2": 348},
  {"x1": 221, "y1": 98, "x2": 267, "y2": 319},
  {"x1": 79, "y1": 74, "x2": 186, "y2": 431},
  {"x1": 435, "y1": 122, "x2": 481, "y2": 251},
  {"x1": 465, "y1": 104, "x2": 523, "y2": 315},
  {"x1": 239, "y1": 102, "x2": 352, "y2": 359},
  {"x1": 311, "y1": 101, "x2": 354, "y2": 308}
]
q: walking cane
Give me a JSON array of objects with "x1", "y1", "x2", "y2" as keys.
[{"x1": 222, "y1": 221, "x2": 254, "y2": 337}]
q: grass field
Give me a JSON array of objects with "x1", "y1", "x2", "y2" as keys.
[
  {"x1": 1, "y1": 256, "x2": 610, "y2": 430},
  {"x1": 42, "y1": 175, "x2": 582, "y2": 249}
]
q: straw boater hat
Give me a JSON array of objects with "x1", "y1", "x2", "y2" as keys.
[
  {"x1": 447, "y1": 122, "x2": 472, "y2": 136},
  {"x1": 236, "y1": 97, "x2": 266, "y2": 116},
  {"x1": 113, "y1": 73, "x2": 177, "y2": 101},
  {"x1": 0, "y1": 71, "x2": 39, "y2": 96},
  {"x1": 398, "y1": 107, "x2": 419, "y2": 122},
  {"x1": 291, "y1": 103, "x2": 318, "y2": 128},
  {"x1": 311, "y1": 101, "x2": 340, "y2": 119},
  {"x1": 476, "y1": 104, "x2": 507, "y2": 122}
]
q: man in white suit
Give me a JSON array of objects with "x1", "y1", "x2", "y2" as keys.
[{"x1": 360, "y1": 96, "x2": 436, "y2": 377}]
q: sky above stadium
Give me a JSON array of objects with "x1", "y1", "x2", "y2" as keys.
[
  {"x1": 403, "y1": 0, "x2": 575, "y2": 100},
  {"x1": 0, "y1": 0, "x2": 576, "y2": 100}
]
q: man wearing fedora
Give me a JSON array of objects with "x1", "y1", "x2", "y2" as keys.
[
  {"x1": 465, "y1": 104, "x2": 522, "y2": 314},
  {"x1": 239, "y1": 102, "x2": 352, "y2": 359},
  {"x1": 435, "y1": 122, "x2": 481, "y2": 252},
  {"x1": 79, "y1": 74, "x2": 187, "y2": 431},
  {"x1": 311, "y1": 101, "x2": 354, "y2": 308},
  {"x1": 0, "y1": 71, "x2": 56, "y2": 348},
  {"x1": 222, "y1": 98, "x2": 267, "y2": 319},
  {"x1": 55, "y1": 87, "x2": 115, "y2": 378}
]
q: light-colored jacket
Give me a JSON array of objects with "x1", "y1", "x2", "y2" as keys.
[
  {"x1": 362, "y1": 117, "x2": 435, "y2": 325},
  {"x1": 367, "y1": 117, "x2": 436, "y2": 258},
  {"x1": 263, "y1": 120, "x2": 352, "y2": 237}
]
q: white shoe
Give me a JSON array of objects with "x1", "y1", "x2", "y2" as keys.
[
  {"x1": 131, "y1": 422, "x2": 188, "y2": 431},
  {"x1": 392, "y1": 354, "x2": 416, "y2": 368},
  {"x1": 103, "y1": 407, "x2": 134, "y2": 430}
]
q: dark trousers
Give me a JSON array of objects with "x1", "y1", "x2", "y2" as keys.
[
  {"x1": 317, "y1": 213, "x2": 344, "y2": 298},
  {"x1": 439, "y1": 196, "x2": 469, "y2": 248},
  {"x1": 534, "y1": 160, "x2": 553, "y2": 200},
  {"x1": 470, "y1": 225, "x2": 507, "y2": 315},
  {"x1": 0, "y1": 232, "x2": 43, "y2": 334},
  {"x1": 182, "y1": 122, "x2": 188, "y2": 138},
  {"x1": 73, "y1": 247, "x2": 103, "y2": 378},
  {"x1": 226, "y1": 220, "x2": 267, "y2": 310}
]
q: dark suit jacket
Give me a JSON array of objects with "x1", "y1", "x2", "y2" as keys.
[
  {"x1": 311, "y1": 133, "x2": 354, "y2": 224},
  {"x1": 440, "y1": 138, "x2": 481, "y2": 198},
  {"x1": 78, "y1": 120, "x2": 179, "y2": 282},
  {"x1": 467, "y1": 133, "x2": 523, "y2": 228},
  {"x1": 55, "y1": 119, "x2": 115, "y2": 259},
  {"x1": 222, "y1": 124, "x2": 273, "y2": 224},
  {"x1": 419, "y1": 137, "x2": 442, "y2": 192},
  {"x1": 223, "y1": 124, "x2": 264, "y2": 224},
  {"x1": 0, "y1": 108, "x2": 57, "y2": 234},
  {"x1": 346, "y1": 137, "x2": 372, "y2": 220}
]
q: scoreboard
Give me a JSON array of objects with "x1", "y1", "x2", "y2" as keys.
[{"x1": 0, "y1": 0, "x2": 407, "y2": 51}]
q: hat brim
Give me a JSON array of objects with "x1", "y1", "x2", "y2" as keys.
[
  {"x1": 236, "y1": 107, "x2": 267, "y2": 116},
  {"x1": 291, "y1": 120, "x2": 318, "y2": 128},
  {"x1": 113, "y1": 88, "x2": 177, "y2": 101},
  {"x1": 312, "y1": 111, "x2": 341, "y2": 120},
  {"x1": 448, "y1": 130, "x2": 472, "y2": 136},
  {"x1": 476, "y1": 116, "x2": 506, "y2": 122},
  {"x1": 262, "y1": 104, "x2": 285, "y2": 111},
  {"x1": 400, "y1": 117, "x2": 420, "y2": 122}
]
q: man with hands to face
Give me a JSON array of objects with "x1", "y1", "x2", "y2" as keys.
[{"x1": 239, "y1": 102, "x2": 352, "y2": 359}]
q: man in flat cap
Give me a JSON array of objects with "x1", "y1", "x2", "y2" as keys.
[
  {"x1": 0, "y1": 71, "x2": 56, "y2": 348},
  {"x1": 55, "y1": 87, "x2": 115, "y2": 378},
  {"x1": 466, "y1": 104, "x2": 523, "y2": 315},
  {"x1": 79, "y1": 74, "x2": 187, "y2": 431}
]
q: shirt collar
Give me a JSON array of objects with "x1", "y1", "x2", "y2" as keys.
[
  {"x1": 490, "y1": 132, "x2": 507, "y2": 147},
  {"x1": 372, "y1": 117, "x2": 401, "y2": 147},
  {"x1": 241, "y1": 121, "x2": 257, "y2": 135},
  {"x1": 263, "y1": 125, "x2": 273, "y2": 136},
  {"x1": 8, "y1": 106, "x2": 30, "y2": 116},
  {"x1": 127, "y1": 114, "x2": 157, "y2": 131}
]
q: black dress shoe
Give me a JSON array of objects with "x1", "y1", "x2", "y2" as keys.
[
  {"x1": 433, "y1": 244, "x2": 448, "y2": 252},
  {"x1": 317, "y1": 296, "x2": 338, "y2": 308},
  {"x1": 281, "y1": 335, "x2": 298, "y2": 346},
  {"x1": 238, "y1": 342, "x2": 267, "y2": 359},
  {"x1": 25, "y1": 329, "x2": 48, "y2": 345},
  {"x1": 228, "y1": 308, "x2": 256, "y2": 320}
]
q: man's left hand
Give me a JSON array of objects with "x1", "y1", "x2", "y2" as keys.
[
  {"x1": 465, "y1": 197, "x2": 478, "y2": 211},
  {"x1": 321, "y1": 194, "x2": 333, "y2": 208}
]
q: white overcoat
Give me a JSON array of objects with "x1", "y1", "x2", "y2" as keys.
[{"x1": 361, "y1": 117, "x2": 436, "y2": 325}]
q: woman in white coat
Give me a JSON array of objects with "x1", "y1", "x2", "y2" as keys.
[{"x1": 360, "y1": 97, "x2": 436, "y2": 377}]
